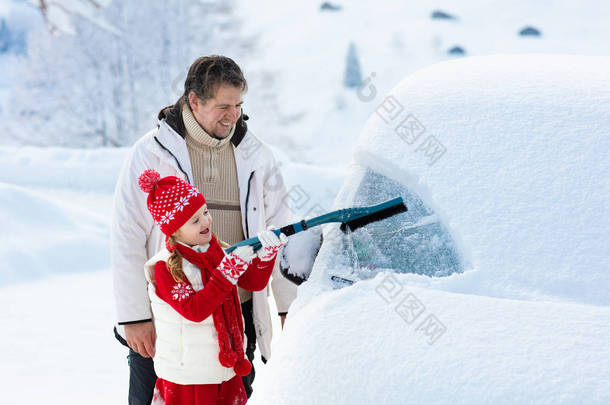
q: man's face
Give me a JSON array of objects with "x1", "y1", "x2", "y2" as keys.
[{"x1": 189, "y1": 84, "x2": 243, "y2": 139}]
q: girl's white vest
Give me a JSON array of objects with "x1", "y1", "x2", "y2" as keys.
[{"x1": 144, "y1": 244, "x2": 237, "y2": 384}]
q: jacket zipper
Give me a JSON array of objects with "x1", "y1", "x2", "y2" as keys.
[
  {"x1": 153, "y1": 136, "x2": 192, "y2": 184},
  {"x1": 244, "y1": 171, "x2": 255, "y2": 238}
]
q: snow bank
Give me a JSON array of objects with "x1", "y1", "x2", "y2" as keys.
[
  {"x1": 0, "y1": 182, "x2": 110, "y2": 285},
  {"x1": 352, "y1": 54, "x2": 610, "y2": 306},
  {"x1": 0, "y1": 146, "x2": 124, "y2": 285},
  {"x1": 0, "y1": 146, "x2": 128, "y2": 191},
  {"x1": 252, "y1": 274, "x2": 610, "y2": 404}
]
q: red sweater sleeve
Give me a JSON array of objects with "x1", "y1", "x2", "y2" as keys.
[
  {"x1": 237, "y1": 256, "x2": 276, "y2": 291},
  {"x1": 154, "y1": 261, "x2": 234, "y2": 323}
]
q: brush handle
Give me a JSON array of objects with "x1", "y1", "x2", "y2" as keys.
[
  {"x1": 224, "y1": 197, "x2": 406, "y2": 254},
  {"x1": 225, "y1": 221, "x2": 309, "y2": 254}
]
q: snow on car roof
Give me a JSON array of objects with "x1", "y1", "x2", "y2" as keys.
[{"x1": 352, "y1": 54, "x2": 610, "y2": 306}]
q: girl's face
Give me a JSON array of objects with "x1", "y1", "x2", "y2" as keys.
[{"x1": 174, "y1": 204, "x2": 213, "y2": 246}]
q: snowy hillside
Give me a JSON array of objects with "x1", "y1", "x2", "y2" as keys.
[{"x1": 0, "y1": 146, "x2": 124, "y2": 285}]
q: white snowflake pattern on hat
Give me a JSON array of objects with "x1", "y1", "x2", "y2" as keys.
[
  {"x1": 173, "y1": 196, "x2": 190, "y2": 212},
  {"x1": 159, "y1": 211, "x2": 175, "y2": 225}
]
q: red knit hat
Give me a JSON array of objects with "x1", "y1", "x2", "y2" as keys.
[{"x1": 138, "y1": 170, "x2": 206, "y2": 237}]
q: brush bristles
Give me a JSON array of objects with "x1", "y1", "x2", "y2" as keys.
[{"x1": 340, "y1": 203, "x2": 407, "y2": 233}]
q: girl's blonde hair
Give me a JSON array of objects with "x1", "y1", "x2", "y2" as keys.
[{"x1": 166, "y1": 234, "x2": 186, "y2": 283}]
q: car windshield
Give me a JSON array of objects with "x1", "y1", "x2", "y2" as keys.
[{"x1": 329, "y1": 168, "x2": 465, "y2": 285}]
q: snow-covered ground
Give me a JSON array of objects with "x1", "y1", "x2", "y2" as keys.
[{"x1": 1, "y1": 271, "x2": 128, "y2": 403}]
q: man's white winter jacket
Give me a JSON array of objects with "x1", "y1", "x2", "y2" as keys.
[{"x1": 111, "y1": 120, "x2": 297, "y2": 360}]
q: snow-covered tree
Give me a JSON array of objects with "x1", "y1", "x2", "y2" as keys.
[
  {"x1": 4, "y1": 0, "x2": 249, "y2": 147},
  {"x1": 30, "y1": 0, "x2": 117, "y2": 36}
]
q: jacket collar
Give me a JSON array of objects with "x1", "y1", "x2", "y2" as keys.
[{"x1": 146, "y1": 120, "x2": 194, "y2": 184}]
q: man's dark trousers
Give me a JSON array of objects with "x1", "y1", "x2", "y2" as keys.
[
  {"x1": 127, "y1": 348, "x2": 157, "y2": 405},
  {"x1": 114, "y1": 328, "x2": 157, "y2": 405}
]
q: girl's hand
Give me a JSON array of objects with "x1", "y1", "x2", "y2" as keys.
[
  {"x1": 218, "y1": 246, "x2": 255, "y2": 284},
  {"x1": 256, "y1": 229, "x2": 287, "y2": 262}
]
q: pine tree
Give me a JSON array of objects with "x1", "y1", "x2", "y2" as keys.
[{"x1": 344, "y1": 42, "x2": 362, "y2": 88}]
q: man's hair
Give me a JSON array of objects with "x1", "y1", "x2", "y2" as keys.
[{"x1": 183, "y1": 55, "x2": 247, "y2": 102}]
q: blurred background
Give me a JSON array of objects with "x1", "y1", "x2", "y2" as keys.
[{"x1": 1, "y1": 0, "x2": 609, "y2": 163}]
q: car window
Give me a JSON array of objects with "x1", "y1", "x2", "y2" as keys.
[{"x1": 331, "y1": 168, "x2": 465, "y2": 284}]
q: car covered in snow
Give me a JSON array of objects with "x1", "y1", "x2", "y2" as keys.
[{"x1": 250, "y1": 55, "x2": 610, "y2": 404}]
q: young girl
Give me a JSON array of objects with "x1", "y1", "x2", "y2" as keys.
[{"x1": 137, "y1": 169, "x2": 286, "y2": 405}]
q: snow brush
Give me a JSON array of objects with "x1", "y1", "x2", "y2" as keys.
[{"x1": 225, "y1": 197, "x2": 407, "y2": 253}]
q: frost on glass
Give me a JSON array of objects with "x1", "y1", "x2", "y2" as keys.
[{"x1": 331, "y1": 169, "x2": 463, "y2": 283}]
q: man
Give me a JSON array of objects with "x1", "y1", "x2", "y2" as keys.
[{"x1": 111, "y1": 55, "x2": 299, "y2": 404}]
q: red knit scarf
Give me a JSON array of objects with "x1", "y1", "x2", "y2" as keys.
[{"x1": 166, "y1": 235, "x2": 251, "y2": 376}]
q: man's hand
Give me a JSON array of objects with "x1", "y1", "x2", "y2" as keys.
[{"x1": 124, "y1": 321, "x2": 156, "y2": 358}]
